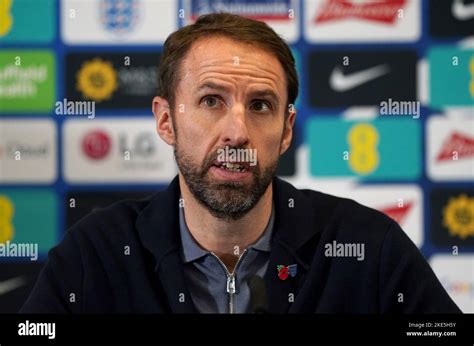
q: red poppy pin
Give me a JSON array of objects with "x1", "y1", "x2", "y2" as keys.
[{"x1": 277, "y1": 264, "x2": 297, "y2": 280}]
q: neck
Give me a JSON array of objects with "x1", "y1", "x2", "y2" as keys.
[{"x1": 179, "y1": 174, "x2": 273, "y2": 272}]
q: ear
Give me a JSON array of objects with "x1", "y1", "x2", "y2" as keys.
[
  {"x1": 280, "y1": 105, "x2": 296, "y2": 155},
  {"x1": 152, "y1": 96, "x2": 175, "y2": 146}
]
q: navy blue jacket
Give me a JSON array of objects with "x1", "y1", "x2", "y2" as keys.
[{"x1": 21, "y1": 176, "x2": 461, "y2": 313}]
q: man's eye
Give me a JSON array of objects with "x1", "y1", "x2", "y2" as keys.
[
  {"x1": 251, "y1": 100, "x2": 271, "y2": 112},
  {"x1": 202, "y1": 96, "x2": 219, "y2": 108}
]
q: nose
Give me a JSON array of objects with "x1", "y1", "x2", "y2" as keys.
[{"x1": 220, "y1": 103, "x2": 249, "y2": 147}]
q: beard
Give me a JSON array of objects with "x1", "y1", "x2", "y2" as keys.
[{"x1": 174, "y1": 140, "x2": 279, "y2": 221}]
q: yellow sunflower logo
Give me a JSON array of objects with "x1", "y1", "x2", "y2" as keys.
[
  {"x1": 443, "y1": 194, "x2": 474, "y2": 239},
  {"x1": 0, "y1": 195, "x2": 14, "y2": 244},
  {"x1": 76, "y1": 58, "x2": 118, "y2": 102},
  {"x1": 0, "y1": 0, "x2": 13, "y2": 37}
]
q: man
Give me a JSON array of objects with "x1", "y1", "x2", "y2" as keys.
[{"x1": 21, "y1": 13, "x2": 460, "y2": 314}]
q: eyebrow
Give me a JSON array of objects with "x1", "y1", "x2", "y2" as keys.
[
  {"x1": 249, "y1": 89, "x2": 280, "y2": 105},
  {"x1": 196, "y1": 82, "x2": 230, "y2": 94},
  {"x1": 197, "y1": 82, "x2": 280, "y2": 105}
]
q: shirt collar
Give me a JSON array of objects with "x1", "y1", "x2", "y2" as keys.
[{"x1": 179, "y1": 201, "x2": 275, "y2": 263}]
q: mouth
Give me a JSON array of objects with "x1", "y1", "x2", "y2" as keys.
[
  {"x1": 210, "y1": 160, "x2": 252, "y2": 181},
  {"x1": 212, "y1": 161, "x2": 251, "y2": 173}
]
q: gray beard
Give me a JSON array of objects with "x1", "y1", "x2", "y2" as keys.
[{"x1": 174, "y1": 144, "x2": 278, "y2": 221}]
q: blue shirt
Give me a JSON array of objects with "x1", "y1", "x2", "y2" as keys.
[{"x1": 179, "y1": 204, "x2": 274, "y2": 313}]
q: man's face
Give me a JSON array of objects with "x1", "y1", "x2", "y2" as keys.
[{"x1": 168, "y1": 36, "x2": 293, "y2": 220}]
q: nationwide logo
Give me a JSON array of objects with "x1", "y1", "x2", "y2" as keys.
[
  {"x1": 76, "y1": 58, "x2": 117, "y2": 102},
  {"x1": 314, "y1": 0, "x2": 406, "y2": 24},
  {"x1": 99, "y1": 0, "x2": 140, "y2": 35},
  {"x1": 82, "y1": 130, "x2": 112, "y2": 160},
  {"x1": 0, "y1": 195, "x2": 14, "y2": 244},
  {"x1": 0, "y1": 0, "x2": 13, "y2": 37},
  {"x1": 436, "y1": 132, "x2": 474, "y2": 162},
  {"x1": 378, "y1": 201, "x2": 413, "y2": 226},
  {"x1": 443, "y1": 194, "x2": 474, "y2": 239},
  {"x1": 190, "y1": 0, "x2": 292, "y2": 21}
]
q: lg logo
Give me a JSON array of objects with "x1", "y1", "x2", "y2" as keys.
[
  {"x1": 119, "y1": 132, "x2": 156, "y2": 158},
  {"x1": 82, "y1": 130, "x2": 111, "y2": 160},
  {"x1": 82, "y1": 130, "x2": 156, "y2": 160}
]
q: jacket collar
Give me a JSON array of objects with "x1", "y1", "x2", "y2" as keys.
[
  {"x1": 135, "y1": 176, "x2": 195, "y2": 312},
  {"x1": 264, "y1": 177, "x2": 321, "y2": 313},
  {"x1": 135, "y1": 175, "x2": 327, "y2": 313},
  {"x1": 136, "y1": 175, "x2": 182, "y2": 264}
]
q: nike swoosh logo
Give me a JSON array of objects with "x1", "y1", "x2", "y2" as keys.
[
  {"x1": 0, "y1": 276, "x2": 27, "y2": 296},
  {"x1": 452, "y1": 0, "x2": 474, "y2": 21},
  {"x1": 330, "y1": 64, "x2": 390, "y2": 92}
]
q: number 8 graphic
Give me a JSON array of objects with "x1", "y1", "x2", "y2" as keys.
[{"x1": 347, "y1": 123, "x2": 380, "y2": 176}]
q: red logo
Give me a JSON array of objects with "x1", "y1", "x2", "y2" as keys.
[
  {"x1": 379, "y1": 201, "x2": 413, "y2": 225},
  {"x1": 82, "y1": 130, "x2": 111, "y2": 160},
  {"x1": 436, "y1": 132, "x2": 474, "y2": 162},
  {"x1": 277, "y1": 264, "x2": 297, "y2": 280},
  {"x1": 277, "y1": 266, "x2": 289, "y2": 280},
  {"x1": 314, "y1": 0, "x2": 406, "y2": 24}
]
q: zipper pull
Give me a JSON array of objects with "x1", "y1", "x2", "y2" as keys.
[{"x1": 227, "y1": 275, "x2": 236, "y2": 294}]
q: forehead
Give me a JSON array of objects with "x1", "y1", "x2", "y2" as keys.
[{"x1": 179, "y1": 36, "x2": 287, "y2": 97}]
